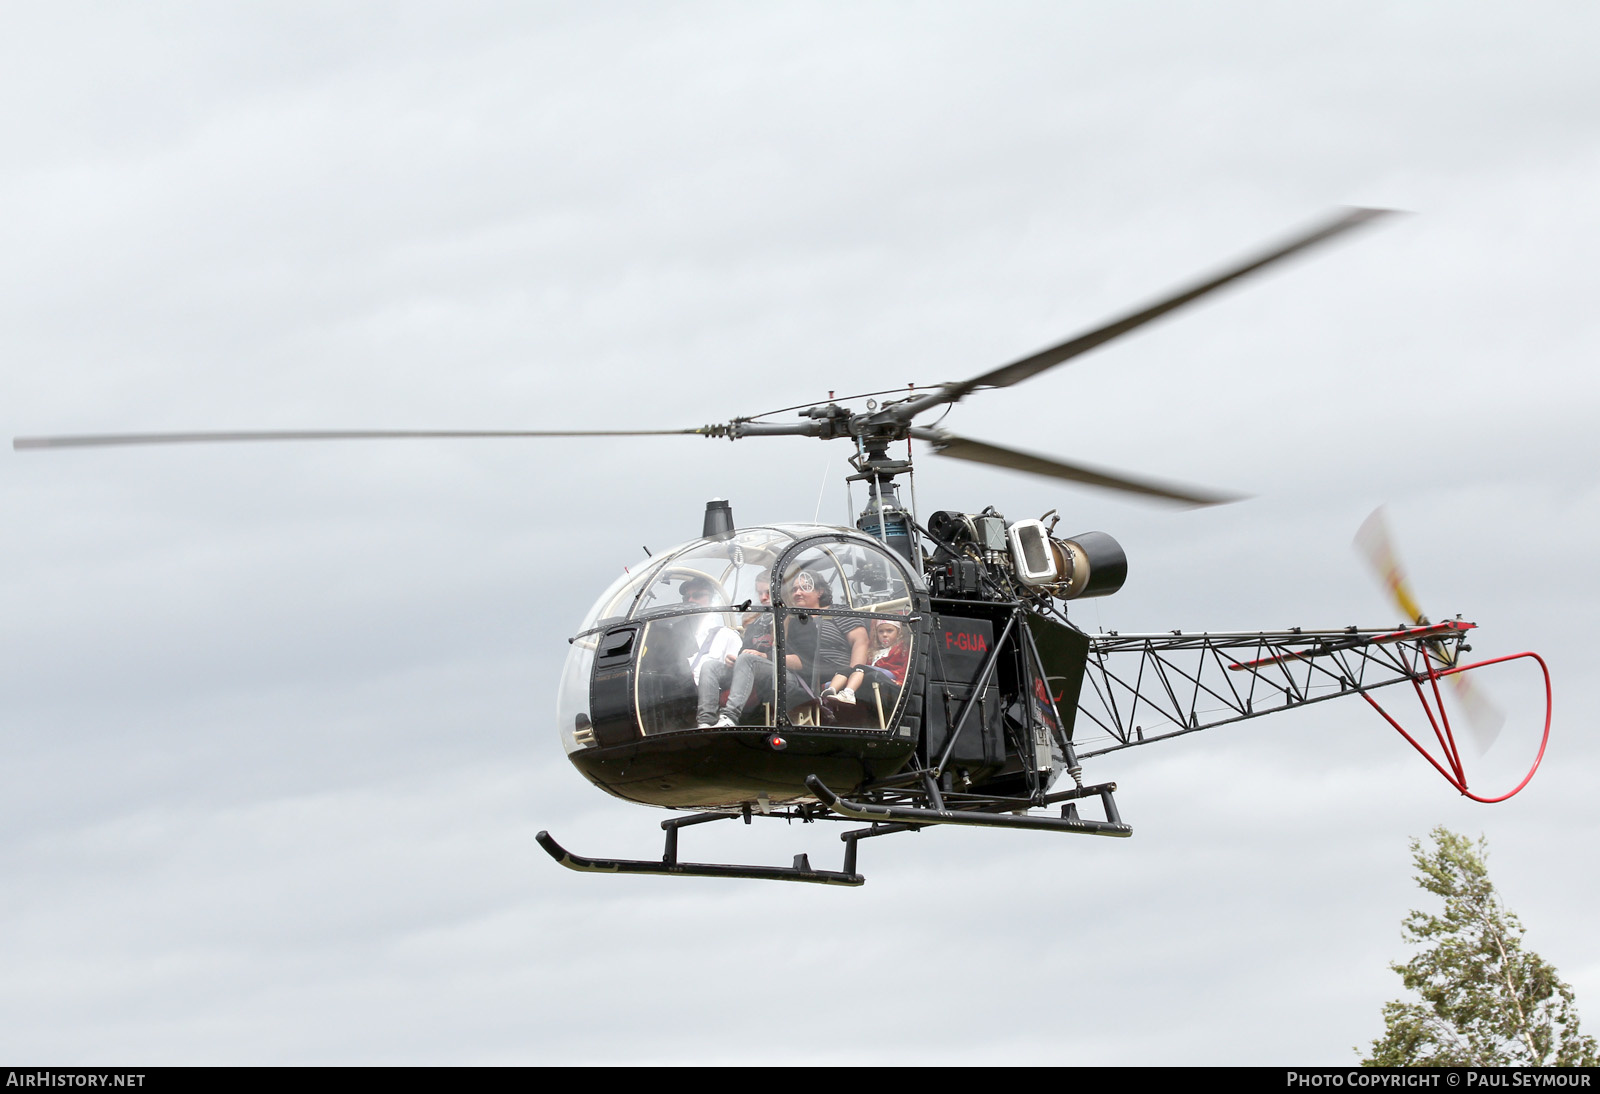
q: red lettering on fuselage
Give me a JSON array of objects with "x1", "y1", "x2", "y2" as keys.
[{"x1": 944, "y1": 631, "x2": 988, "y2": 653}]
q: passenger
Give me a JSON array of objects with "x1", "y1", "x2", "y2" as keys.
[
  {"x1": 681, "y1": 574, "x2": 740, "y2": 696},
  {"x1": 782, "y1": 570, "x2": 870, "y2": 710},
  {"x1": 770, "y1": 570, "x2": 870, "y2": 706},
  {"x1": 735, "y1": 570, "x2": 776, "y2": 659},
  {"x1": 866, "y1": 619, "x2": 910, "y2": 686},
  {"x1": 844, "y1": 618, "x2": 910, "y2": 723},
  {"x1": 695, "y1": 570, "x2": 773, "y2": 728},
  {"x1": 714, "y1": 569, "x2": 866, "y2": 727}
]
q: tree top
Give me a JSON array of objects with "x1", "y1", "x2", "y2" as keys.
[{"x1": 1361, "y1": 827, "x2": 1596, "y2": 1068}]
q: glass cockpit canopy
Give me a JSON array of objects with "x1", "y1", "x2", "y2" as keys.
[
  {"x1": 574, "y1": 523, "x2": 916, "y2": 633},
  {"x1": 557, "y1": 524, "x2": 923, "y2": 754}
]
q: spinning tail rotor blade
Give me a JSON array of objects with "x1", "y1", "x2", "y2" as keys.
[
  {"x1": 1447, "y1": 667, "x2": 1509, "y2": 756},
  {"x1": 1354, "y1": 507, "x2": 1504, "y2": 752},
  {"x1": 1353, "y1": 506, "x2": 1426, "y2": 624},
  {"x1": 13, "y1": 428, "x2": 710, "y2": 450},
  {"x1": 911, "y1": 427, "x2": 1243, "y2": 506}
]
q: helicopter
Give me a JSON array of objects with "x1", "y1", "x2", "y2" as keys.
[{"x1": 13, "y1": 207, "x2": 1552, "y2": 887}]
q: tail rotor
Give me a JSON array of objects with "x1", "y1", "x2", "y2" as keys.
[{"x1": 1354, "y1": 507, "x2": 1505, "y2": 753}]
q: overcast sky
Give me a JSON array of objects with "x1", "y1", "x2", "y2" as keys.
[{"x1": 3, "y1": 2, "x2": 1598, "y2": 1065}]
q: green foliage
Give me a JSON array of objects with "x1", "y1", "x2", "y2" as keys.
[{"x1": 1362, "y1": 827, "x2": 1598, "y2": 1067}]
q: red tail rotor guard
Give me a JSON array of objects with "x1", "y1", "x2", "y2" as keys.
[{"x1": 1359, "y1": 651, "x2": 1551, "y2": 803}]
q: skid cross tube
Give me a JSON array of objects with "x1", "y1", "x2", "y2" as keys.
[
  {"x1": 806, "y1": 776, "x2": 1131, "y2": 837},
  {"x1": 1041, "y1": 781, "x2": 1124, "y2": 825},
  {"x1": 840, "y1": 821, "x2": 927, "y2": 876}
]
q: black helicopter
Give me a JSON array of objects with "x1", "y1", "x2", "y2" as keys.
[{"x1": 15, "y1": 207, "x2": 1550, "y2": 886}]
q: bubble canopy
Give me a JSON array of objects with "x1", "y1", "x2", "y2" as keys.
[
  {"x1": 572, "y1": 523, "x2": 918, "y2": 633},
  {"x1": 556, "y1": 524, "x2": 927, "y2": 804}
]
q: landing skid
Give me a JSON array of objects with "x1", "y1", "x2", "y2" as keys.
[
  {"x1": 536, "y1": 825, "x2": 864, "y2": 887},
  {"x1": 537, "y1": 774, "x2": 1132, "y2": 885}
]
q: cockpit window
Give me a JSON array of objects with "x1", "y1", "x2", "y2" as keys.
[
  {"x1": 771, "y1": 537, "x2": 917, "y2": 732},
  {"x1": 774, "y1": 541, "x2": 912, "y2": 613},
  {"x1": 622, "y1": 528, "x2": 792, "y2": 619},
  {"x1": 559, "y1": 525, "x2": 921, "y2": 753}
]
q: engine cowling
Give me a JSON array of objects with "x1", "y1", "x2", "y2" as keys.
[{"x1": 1007, "y1": 520, "x2": 1127, "y2": 600}]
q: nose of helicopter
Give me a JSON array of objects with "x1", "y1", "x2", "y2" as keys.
[
  {"x1": 565, "y1": 725, "x2": 917, "y2": 809},
  {"x1": 555, "y1": 522, "x2": 928, "y2": 808}
]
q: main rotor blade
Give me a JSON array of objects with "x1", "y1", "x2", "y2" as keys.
[
  {"x1": 944, "y1": 207, "x2": 1396, "y2": 401},
  {"x1": 13, "y1": 428, "x2": 708, "y2": 450},
  {"x1": 912, "y1": 427, "x2": 1242, "y2": 507},
  {"x1": 1353, "y1": 506, "x2": 1505, "y2": 753}
]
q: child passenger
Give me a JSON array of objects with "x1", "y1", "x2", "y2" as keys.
[{"x1": 866, "y1": 619, "x2": 909, "y2": 685}]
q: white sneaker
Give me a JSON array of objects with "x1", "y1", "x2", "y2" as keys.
[
  {"x1": 714, "y1": 714, "x2": 737, "y2": 728},
  {"x1": 835, "y1": 687, "x2": 856, "y2": 705},
  {"x1": 820, "y1": 684, "x2": 837, "y2": 699}
]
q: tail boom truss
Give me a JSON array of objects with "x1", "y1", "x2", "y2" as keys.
[{"x1": 1074, "y1": 622, "x2": 1550, "y2": 801}]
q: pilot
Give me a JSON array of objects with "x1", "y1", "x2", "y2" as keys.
[
  {"x1": 643, "y1": 575, "x2": 717, "y2": 685},
  {"x1": 694, "y1": 570, "x2": 772, "y2": 728},
  {"x1": 679, "y1": 575, "x2": 715, "y2": 609}
]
